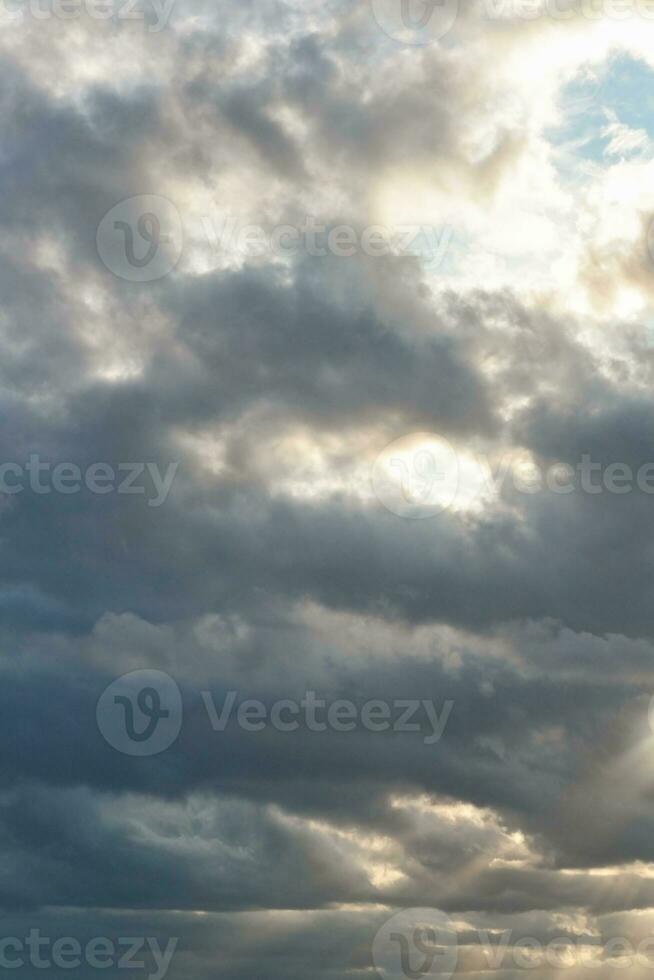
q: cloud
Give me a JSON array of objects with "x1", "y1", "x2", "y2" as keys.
[{"x1": 4, "y1": 1, "x2": 654, "y2": 977}]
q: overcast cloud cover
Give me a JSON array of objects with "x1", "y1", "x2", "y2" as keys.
[{"x1": 5, "y1": 0, "x2": 654, "y2": 977}]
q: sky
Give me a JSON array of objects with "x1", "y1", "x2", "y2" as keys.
[{"x1": 5, "y1": 0, "x2": 654, "y2": 978}]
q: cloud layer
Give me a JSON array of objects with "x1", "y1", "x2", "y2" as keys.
[{"x1": 4, "y1": 1, "x2": 654, "y2": 978}]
